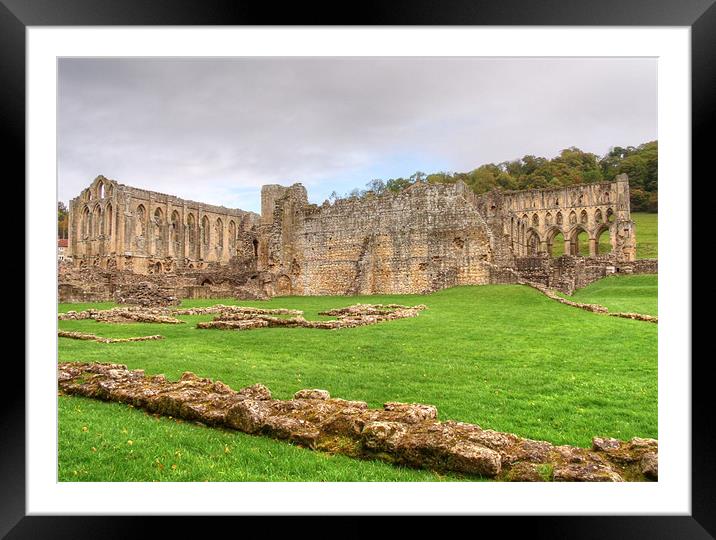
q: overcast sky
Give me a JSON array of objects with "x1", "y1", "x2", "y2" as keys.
[{"x1": 58, "y1": 57, "x2": 656, "y2": 213}]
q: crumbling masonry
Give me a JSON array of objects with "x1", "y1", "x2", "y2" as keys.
[{"x1": 65, "y1": 174, "x2": 649, "y2": 300}]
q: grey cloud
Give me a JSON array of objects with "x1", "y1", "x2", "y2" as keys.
[{"x1": 59, "y1": 57, "x2": 656, "y2": 212}]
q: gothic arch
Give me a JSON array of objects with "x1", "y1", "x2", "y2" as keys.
[
  {"x1": 580, "y1": 209, "x2": 588, "y2": 225},
  {"x1": 215, "y1": 218, "x2": 224, "y2": 247},
  {"x1": 92, "y1": 204, "x2": 102, "y2": 237},
  {"x1": 526, "y1": 228, "x2": 541, "y2": 255},
  {"x1": 595, "y1": 223, "x2": 613, "y2": 254},
  {"x1": 532, "y1": 213, "x2": 539, "y2": 228},
  {"x1": 135, "y1": 205, "x2": 147, "y2": 236},
  {"x1": 202, "y1": 216, "x2": 210, "y2": 245},
  {"x1": 171, "y1": 210, "x2": 181, "y2": 256},
  {"x1": 568, "y1": 224, "x2": 590, "y2": 256},
  {"x1": 228, "y1": 220, "x2": 237, "y2": 251},
  {"x1": 105, "y1": 203, "x2": 113, "y2": 236}
]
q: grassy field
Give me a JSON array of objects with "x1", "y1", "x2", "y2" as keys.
[
  {"x1": 632, "y1": 212, "x2": 658, "y2": 259},
  {"x1": 58, "y1": 281, "x2": 657, "y2": 482},
  {"x1": 567, "y1": 274, "x2": 658, "y2": 316}
]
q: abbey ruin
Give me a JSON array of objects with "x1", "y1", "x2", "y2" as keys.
[{"x1": 61, "y1": 174, "x2": 656, "y2": 302}]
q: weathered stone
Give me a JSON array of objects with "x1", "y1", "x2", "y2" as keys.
[
  {"x1": 444, "y1": 440, "x2": 502, "y2": 476},
  {"x1": 553, "y1": 463, "x2": 624, "y2": 482},
  {"x1": 383, "y1": 402, "x2": 438, "y2": 423},
  {"x1": 640, "y1": 452, "x2": 658, "y2": 480},
  {"x1": 225, "y1": 399, "x2": 271, "y2": 433},
  {"x1": 294, "y1": 389, "x2": 331, "y2": 400},
  {"x1": 57, "y1": 362, "x2": 658, "y2": 482}
]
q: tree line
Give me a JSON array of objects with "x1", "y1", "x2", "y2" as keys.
[{"x1": 331, "y1": 140, "x2": 657, "y2": 212}]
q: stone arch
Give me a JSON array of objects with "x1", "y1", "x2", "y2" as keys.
[
  {"x1": 105, "y1": 203, "x2": 113, "y2": 236},
  {"x1": 202, "y1": 216, "x2": 210, "y2": 246},
  {"x1": 276, "y1": 274, "x2": 292, "y2": 296},
  {"x1": 545, "y1": 212, "x2": 553, "y2": 226},
  {"x1": 92, "y1": 204, "x2": 102, "y2": 237},
  {"x1": 215, "y1": 218, "x2": 224, "y2": 247},
  {"x1": 594, "y1": 209, "x2": 603, "y2": 224},
  {"x1": 153, "y1": 261, "x2": 163, "y2": 274},
  {"x1": 135, "y1": 204, "x2": 146, "y2": 236},
  {"x1": 81, "y1": 206, "x2": 91, "y2": 238},
  {"x1": 606, "y1": 207, "x2": 615, "y2": 223},
  {"x1": 153, "y1": 208, "x2": 164, "y2": 255},
  {"x1": 545, "y1": 226, "x2": 564, "y2": 257},
  {"x1": 595, "y1": 224, "x2": 612, "y2": 254},
  {"x1": 532, "y1": 213, "x2": 539, "y2": 228},
  {"x1": 187, "y1": 213, "x2": 197, "y2": 256},
  {"x1": 98, "y1": 180, "x2": 105, "y2": 199},
  {"x1": 526, "y1": 228, "x2": 541, "y2": 255},
  {"x1": 568, "y1": 210, "x2": 577, "y2": 226},
  {"x1": 171, "y1": 210, "x2": 181, "y2": 256},
  {"x1": 228, "y1": 220, "x2": 237, "y2": 251},
  {"x1": 556, "y1": 211, "x2": 563, "y2": 226},
  {"x1": 580, "y1": 209, "x2": 588, "y2": 225},
  {"x1": 568, "y1": 225, "x2": 590, "y2": 256}
]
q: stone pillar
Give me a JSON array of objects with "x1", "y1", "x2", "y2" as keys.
[
  {"x1": 564, "y1": 238, "x2": 571, "y2": 256},
  {"x1": 589, "y1": 238, "x2": 597, "y2": 257}
]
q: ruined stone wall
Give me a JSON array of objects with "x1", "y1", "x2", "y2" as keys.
[
  {"x1": 64, "y1": 174, "x2": 649, "y2": 302},
  {"x1": 476, "y1": 174, "x2": 637, "y2": 261},
  {"x1": 259, "y1": 182, "x2": 500, "y2": 296},
  {"x1": 68, "y1": 175, "x2": 260, "y2": 275}
]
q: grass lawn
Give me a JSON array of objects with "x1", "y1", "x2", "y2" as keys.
[
  {"x1": 567, "y1": 274, "x2": 658, "y2": 316},
  {"x1": 632, "y1": 213, "x2": 658, "y2": 259},
  {"x1": 58, "y1": 282, "x2": 657, "y2": 482}
]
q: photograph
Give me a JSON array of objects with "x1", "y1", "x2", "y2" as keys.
[{"x1": 56, "y1": 56, "x2": 659, "y2": 484}]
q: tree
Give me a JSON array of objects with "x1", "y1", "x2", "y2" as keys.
[{"x1": 58, "y1": 201, "x2": 69, "y2": 239}]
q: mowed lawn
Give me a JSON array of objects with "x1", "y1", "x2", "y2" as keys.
[
  {"x1": 632, "y1": 213, "x2": 658, "y2": 259},
  {"x1": 58, "y1": 282, "x2": 657, "y2": 482},
  {"x1": 568, "y1": 274, "x2": 658, "y2": 316}
]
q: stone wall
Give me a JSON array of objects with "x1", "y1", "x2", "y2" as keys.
[
  {"x1": 68, "y1": 175, "x2": 260, "y2": 274},
  {"x1": 63, "y1": 174, "x2": 650, "y2": 302},
  {"x1": 260, "y1": 182, "x2": 499, "y2": 296}
]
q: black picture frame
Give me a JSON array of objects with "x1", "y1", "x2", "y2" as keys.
[{"x1": 5, "y1": 0, "x2": 708, "y2": 536}]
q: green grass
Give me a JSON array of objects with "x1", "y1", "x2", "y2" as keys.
[
  {"x1": 566, "y1": 274, "x2": 658, "y2": 316},
  {"x1": 632, "y1": 213, "x2": 658, "y2": 259},
  {"x1": 58, "y1": 283, "x2": 657, "y2": 482}
]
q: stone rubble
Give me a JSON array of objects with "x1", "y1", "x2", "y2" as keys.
[
  {"x1": 58, "y1": 362, "x2": 658, "y2": 482},
  {"x1": 58, "y1": 331, "x2": 165, "y2": 343},
  {"x1": 195, "y1": 304, "x2": 427, "y2": 331}
]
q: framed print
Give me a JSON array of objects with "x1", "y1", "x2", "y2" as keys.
[{"x1": 5, "y1": 0, "x2": 709, "y2": 536}]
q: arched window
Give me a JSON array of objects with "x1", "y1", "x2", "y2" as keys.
[
  {"x1": 596, "y1": 225, "x2": 612, "y2": 254},
  {"x1": 228, "y1": 220, "x2": 236, "y2": 251},
  {"x1": 595, "y1": 209, "x2": 603, "y2": 223},
  {"x1": 607, "y1": 208, "x2": 615, "y2": 223},
  {"x1": 171, "y1": 211, "x2": 181, "y2": 255},
  {"x1": 215, "y1": 218, "x2": 224, "y2": 247},
  {"x1": 526, "y1": 229, "x2": 540, "y2": 255},
  {"x1": 154, "y1": 207, "x2": 163, "y2": 226},
  {"x1": 93, "y1": 204, "x2": 102, "y2": 237},
  {"x1": 106, "y1": 204, "x2": 113, "y2": 236},
  {"x1": 580, "y1": 210, "x2": 588, "y2": 225},
  {"x1": 202, "y1": 216, "x2": 210, "y2": 245},
  {"x1": 135, "y1": 205, "x2": 146, "y2": 236},
  {"x1": 568, "y1": 211, "x2": 577, "y2": 225},
  {"x1": 545, "y1": 212, "x2": 552, "y2": 226},
  {"x1": 556, "y1": 212, "x2": 563, "y2": 225},
  {"x1": 187, "y1": 213, "x2": 196, "y2": 254},
  {"x1": 82, "y1": 206, "x2": 91, "y2": 238},
  {"x1": 532, "y1": 214, "x2": 539, "y2": 228},
  {"x1": 98, "y1": 181, "x2": 105, "y2": 199}
]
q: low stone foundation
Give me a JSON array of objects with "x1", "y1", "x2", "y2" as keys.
[
  {"x1": 58, "y1": 331, "x2": 164, "y2": 343},
  {"x1": 197, "y1": 304, "x2": 427, "y2": 331},
  {"x1": 58, "y1": 362, "x2": 658, "y2": 482},
  {"x1": 521, "y1": 281, "x2": 657, "y2": 323}
]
